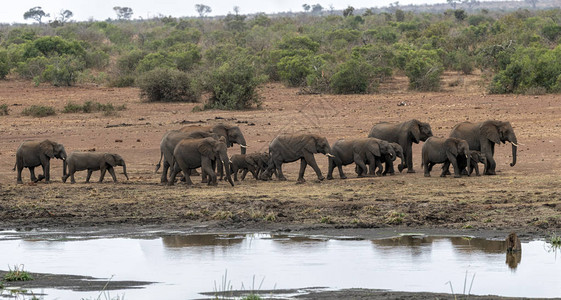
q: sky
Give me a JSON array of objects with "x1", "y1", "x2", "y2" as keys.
[{"x1": 0, "y1": 0, "x2": 449, "y2": 24}]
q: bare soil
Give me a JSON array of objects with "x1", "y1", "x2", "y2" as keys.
[{"x1": 1, "y1": 73, "x2": 560, "y2": 298}]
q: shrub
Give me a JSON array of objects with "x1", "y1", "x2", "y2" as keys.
[
  {"x1": 0, "y1": 50, "x2": 9, "y2": 79},
  {"x1": 85, "y1": 49, "x2": 110, "y2": 69},
  {"x1": 63, "y1": 101, "x2": 126, "y2": 113},
  {"x1": 4, "y1": 265, "x2": 33, "y2": 282},
  {"x1": 138, "y1": 68, "x2": 200, "y2": 102},
  {"x1": 41, "y1": 55, "x2": 85, "y2": 86},
  {"x1": 330, "y1": 58, "x2": 379, "y2": 94},
  {"x1": 22, "y1": 105, "x2": 56, "y2": 117},
  {"x1": 136, "y1": 52, "x2": 174, "y2": 73},
  {"x1": 206, "y1": 54, "x2": 266, "y2": 110},
  {"x1": 0, "y1": 104, "x2": 8, "y2": 115},
  {"x1": 277, "y1": 54, "x2": 319, "y2": 87},
  {"x1": 23, "y1": 36, "x2": 85, "y2": 59},
  {"x1": 405, "y1": 50, "x2": 443, "y2": 91},
  {"x1": 116, "y1": 50, "x2": 146, "y2": 76},
  {"x1": 16, "y1": 56, "x2": 48, "y2": 79},
  {"x1": 108, "y1": 75, "x2": 135, "y2": 87}
]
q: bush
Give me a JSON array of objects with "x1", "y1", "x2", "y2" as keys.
[
  {"x1": 116, "y1": 50, "x2": 146, "y2": 76},
  {"x1": 63, "y1": 101, "x2": 125, "y2": 113},
  {"x1": 206, "y1": 55, "x2": 266, "y2": 110},
  {"x1": 23, "y1": 36, "x2": 85, "y2": 59},
  {"x1": 277, "y1": 54, "x2": 320, "y2": 87},
  {"x1": 138, "y1": 68, "x2": 200, "y2": 102},
  {"x1": 330, "y1": 58, "x2": 379, "y2": 94},
  {"x1": 0, "y1": 104, "x2": 8, "y2": 115},
  {"x1": 41, "y1": 55, "x2": 85, "y2": 86},
  {"x1": 85, "y1": 50, "x2": 110, "y2": 69},
  {"x1": 0, "y1": 50, "x2": 9, "y2": 79},
  {"x1": 405, "y1": 50, "x2": 443, "y2": 91},
  {"x1": 16, "y1": 56, "x2": 49, "y2": 79},
  {"x1": 22, "y1": 105, "x2": 56, "y2": 117},
  {"x1": 136, "y1": 52, "x2": 174, "y2": 73}
]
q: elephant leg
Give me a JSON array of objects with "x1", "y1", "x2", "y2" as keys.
[
  {"x1": 424, "y1": 160, "x2": 431, "y2": 177},
  {"x1": 354, "y1": 156, "x2": 368, "y2": 178},
  {"x1": 85, "y1": 169, "x2": 93, "y2": 183},
  {"x1": 439, "y1": 161, "x2": 449, "y2": 177},
  {"x1": 107, "y1": 166, "x2": 118, "y2": 182},
  {"x1": 232, "y1": 165, "x2": 239, "y2": 181},
  {"x1": 446, "y1": 153, "x2": 461, "y2": 178},
  {"x1": 405, "y1": 142, "x2": 415, "y2": 173},
  {"x1": 17, "y1": 164, "x2": 24, "y2": 184},
  {"x1": 327, "y1": 158, "x2": 335, "y2": 180},
  {"x1": 168, "y1": 164, "x2": 179, "y2": 186},
  {"x1": 374, "y1": 160, "x2": 382, "y2": 176},
  {"x1": 202, "y1": 158, "x2": 216, "y2": 186},
  {"x1": 297, "y1": 158, "x2": 307, "y2": 183},
  {"x1": 275, "y1": 160, "x2": 286, "y2": 181},
  {"x1": 482, "y1": 144, "x2": 496, "y2": 175},
  {"x1": 99, "y1": 167, "x2": 107, "y2": 183},
  {"x1": 384, "y1": 155, "x2": 395, "y2": 175},
  {"x1": 160, "y1": 160, "x2": 170, "y2": 183},
  {"x1": 304, "y1": 153, "x2": 324, "y2": 181},
  {"x1": 29, "y1": 167, "x2": 38, "y2": 182}
]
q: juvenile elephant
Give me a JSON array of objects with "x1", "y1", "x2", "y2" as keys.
[
  {"x1": 449, "y1": 120, "x2": 517, "y2": 175},
  {"x1": 62, "y1": 152, "x2": 129, "y2": 184},
  {"x1": 328, "y1": 138, "x2": 395, "y2": 180},
  {"x1": 14, "y1": 139, "x2": 67, "y2": 184},
  {"x1": 168, "y1": 137, "x2": 234, "y2": 186},
  {"x1": 368, "y1": 119, "x2": 433, "y2": 173},
  {"x1": 380, "y1": 142, "x2": 405, "y2": 176},
  {"x1": 230, "y1": 152, "x2": 270, "y2": 181},
  {"x1": 262, "y1": 134, "x2": 334, "y2": 183},
  {"x1": 422, "y1": 137, "x2": 471, "y2": 178}
]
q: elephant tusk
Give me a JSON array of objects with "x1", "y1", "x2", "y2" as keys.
[
  {"x1": 240, "y1": 144, "x2": 248, "y2": 148},
  {"x1": 326, "y1": 153, "x2": 335, "y2": 158},
  {"x1": 511, "y1": 142, "x2": 523, "y2": 147}
]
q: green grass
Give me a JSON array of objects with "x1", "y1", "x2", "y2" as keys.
[
  {"x1": 0, "y1": 104, "x2": 8, "y2": 115},
  {"x1": 63, "y1": 101, "x2": 126, "y2": 115},
  {"x1": 21, "y1": 105, "x2": 56, "y2": 117},
  {"x1": 549, "y1": 233, "x2": 561, "y2": 246},
  {"x1": 3, "y1": 265, "x2": 33, "y2": 282}
]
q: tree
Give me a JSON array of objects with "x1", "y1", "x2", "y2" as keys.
[
  {"x1": 463, "y1": 0, "x2": 480, "y2": 9},
  {"x1": 113, "y1": 6, "x2": 133, "y2": 20},
  {"x1": 447, "y1": 0, "x2": 461, "y2": 9},
  {"x1": 343, "y1": 6, "x2": 355, "y2": 17},
  {"x1": 525, "y1": 0, "x2": 538, "y2": 8},
  {"x1": 454, "y1": 9, "x2": 467, "y2": 21},
  {"x1": 58, "y1": 9, "x2": 73, "y2": 23},
  {"x1": 23, "y1": 7, "x2": 50, "y2": 24},
  {"x1": 195, "y1": 4, "x2": 212, "y2": 17},
  {"x1": 311, "y1": 4, "x2": 323, "y2": 15},
  {"x1": 302, "y1": 4, "x2": 310, "y2": 12}
]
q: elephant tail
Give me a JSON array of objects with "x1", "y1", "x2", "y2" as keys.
[{"x1": 155, "y1": 151, "x2": 163, "y2": 173}]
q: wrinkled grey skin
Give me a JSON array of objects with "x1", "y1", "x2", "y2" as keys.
[
  {"x1": 168, "y1": 137, "x2": 234, "y2": 186},
  {"x1": 380, "y1": 142, "x2": 405, "y2": 176},
  {"x1": 328, "y1": 138, "x2": 395, "y2": 180},
  {"x1": 467, "y1": 150, "x2": 487, "y2": 176},
  {"x1": 156, "y1": 124, "x2": 247, "y2": 183},
  {"x1": 62, "y1": 152, "x2": 129, "y2": 184},
  {"x1": 14, "y1": 139, "x2": 67, "y2": 184},
  {"x1": 449, "y1": 120, "x2": 517, "y2": 175},
  {"x1": 262, "y1": 134, "x2": 333, "y2": 183},
  {"x1": 368, "y1": 119, "x2": 433, "y2": 173},
  {"x1": 422, "y1": 137, "x2": 471, "y2": 178},
  {"x1": 230, "y1": 152, "x2": 270, "y2": 181}
]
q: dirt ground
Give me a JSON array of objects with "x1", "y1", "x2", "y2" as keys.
[{"x1": 1, "y1": 73, "x2": 561, "y2": 298}]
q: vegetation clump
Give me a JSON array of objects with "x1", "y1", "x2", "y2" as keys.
[
  {"x1": 3, "y1": 265, "x2": 33, "y2": 282},
  {"x1": 21, "y1": 105, "x2": 56, "y2": 117},
  {"x1": 137, "y1": 68, "x2": 200, "y2": 102},
  {"x1": 63, "y1": 101, "x2": 126, "y2": 114}
]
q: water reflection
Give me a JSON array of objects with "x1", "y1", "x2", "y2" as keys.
[{"x1": 162, "y1": 234, "x2": 245, "y2": 248}]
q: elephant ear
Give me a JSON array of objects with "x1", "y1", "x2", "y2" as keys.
[
  {"x1": 409, "y1": 121, "x2": 421, "y2": 143},
  {"x1": 303, "y1": 136, "x2": 317, "y2": 153},
  {"x1": 104, "y1": 153, "x2": 117, "y2": 167},
  {"x1": 212, "y1": 125, "x2": 230, "y2": 146},
  {"x1": 245, "y1": 157, "x2": 258, "y2": 168},
  {"x1": 445, "y1": 139, "x2": 459, "y2": 156},
  {"x1": 39, "y1": 140, "x2": 55, "y2": 158},
  {"x1": 480, "y1": 122, "x2": 501, "y2": 144},
  {"x1": 368, "y1": 142, "x2": 382, "y2": 157},
  {"x1": 198, "y1": 138, "x2": 216, "y2": 157}
]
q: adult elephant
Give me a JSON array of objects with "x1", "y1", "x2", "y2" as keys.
[
  {"x1": 14, "y1": 139, "x2": 67, "y2": 184},
  {"x1": 449, "y1": 120, "x2": 517, "y2": 175},
  {"x1": 169, "y1": 137, "x2": 234, "y2": 186},
  {"x1": 180, "y1": 124, "x2": 247, "y2": 154},
  {"x1": 422, "y1": 137, "x2": 471, "y2": 178},
  {"x1": 62, "y1": 152, "x2": 129, "y2": 184},
  {"x1": 263, "y1": 134, "x2": 334, "y2": 183},
  {"x1": 368, "y1": 119, "x2": 433, "y2": 173},
  {"x1": 328, "y1": 138, "x2": 395, "y2": 180}
]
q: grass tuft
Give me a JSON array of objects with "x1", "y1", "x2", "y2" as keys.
[
  {"x1": 549, "y1": 233, "x2": 561, "y2": 246},
  {"x1": 0, "y1": 104, "x2": 8, "y2": 115},
  {"x1": 63, "y1": 101, "x2": 126, "y2": 114},
  {"x1": 3, "y1": 265, "x2": 33, "y2": 282},
  {"x1": 21, "y1": 105, "x2": 56, "y2": 117}
]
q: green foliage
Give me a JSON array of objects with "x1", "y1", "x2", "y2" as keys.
[
  {"x1": 138, "y1": 68, "x2": 200, "y2": 102},
  {"x1": 23, "y1": 36, "x2": 85, "y2": 59},
  {"x1": 41, "y1": 55, "x2": 85, "y2": 86},
  {"x1": 330, "y1": 57, "x2": 379, "y2": 94},
  {"x1": 241, "y1": 295, "x2": 263, "y2": 300},
  {"x1": 0, "y1": 50, "x2": 9, "y2": 79},
  {"x1": 206, "y1": 54, "x2": 265, "y2": 110},
  {"x1": 0, "y1": 104, "x2": 8, "y2": 115},
  {"x1": 136, "y1": 52, "x2": 174, "y2": 73},
  {"x1": 277, "y1": 35, "x2": 320, "y2": 52},
  {"x1": 16, "y1": 56, "x2": 49, "y2": 79},
  {"x1": 3, "y1": 265, "x2": 33, "y2": 282},
  {"x1": 21, "y1": 105, "x2": 56, "y2": 117},
  {"x1": 116, "y1": 50, "x2": 146, "y2": 76},
  {"x1": 63, "y1": 101, "x2": 125, "y2": 113},
  {"x1": 84, "y1": 50, "x2": 110, "y2": 69},
  {"x1": 405, "y1": 50, "x2": 443, "y2": 91},
  {"x1": 277, "y1": 54, "x2": 324, "y2": 87}
]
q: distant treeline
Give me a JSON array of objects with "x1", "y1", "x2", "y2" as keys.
[{"x1": 1, "y1": 7, "x2": 561, "y2": 109}]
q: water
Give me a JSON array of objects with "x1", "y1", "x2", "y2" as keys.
[{"x1": 0, "y1": 232, "x2": 559, "y2": 299}]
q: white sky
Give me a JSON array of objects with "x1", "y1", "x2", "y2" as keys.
[{"x1": 1, "y1": 0, "x2": 449, "y2": 24}]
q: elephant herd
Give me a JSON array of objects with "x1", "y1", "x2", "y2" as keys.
[{"x1": 13, "y1": 119, "x2": 518, "y2": 186}]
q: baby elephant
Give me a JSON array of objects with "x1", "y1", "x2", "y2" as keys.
[
  {"x1": 422, "y1": 137, "x2": 470, "y2": 178},
  {"x1": 62, "y1": 152, "x2": 129, "y2": 184},
  {"x1": 443, "y1": 150, "x2": 487, "y2": 176},
  {"x1": 230, "y1": 152, "x2": 269, "y2": 181}
]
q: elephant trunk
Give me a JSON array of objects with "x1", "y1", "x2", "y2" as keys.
[
  {"x1": 221, "y1": 152, "x2": 234, "y2": 186},
  {"x1": 239, "y1": 136, "x2": 247, "y2": 155},
  {"x1": 122, "y1": 163, "x2": 129, "y2": 180},
  {"x1": 62, "y1": 159, "x2": 67, "y2": 177},
  {"x1": 510, "y1": 143, "x2": 517, "y2": 167}
]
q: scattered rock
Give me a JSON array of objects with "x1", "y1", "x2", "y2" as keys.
[{"x1": 115, "y1": 139, "x2": 123, "y2": 143}]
